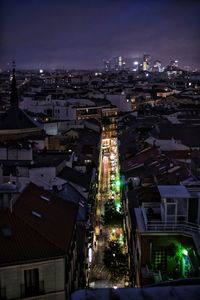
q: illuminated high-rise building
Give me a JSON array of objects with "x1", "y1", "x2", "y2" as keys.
[
  {"x1": 103, "y1": 59, "x2": 112, "y2": 72},
  {"x1": 152, "y1": 60, "x2": 162, "y2": 72},
  {"x1": 114, "y1": 56, "x2": 124, "y2": 71},
  {"x1": 132, "y1": 60, "x2": 139, "y2": 72},
  {"x1": 142, "y1": 54, "x2": 151, "y2": 71}
]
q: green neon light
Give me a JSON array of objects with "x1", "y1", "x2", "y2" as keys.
[
  {"x1": 182, "y1": 249, "x2": 188, "y2": 256},
  {"x1": 115, "y1": 180, "x2": 120, "y2": 187},
  {"x1": 115, "y1": 202, "x2": 121, "y2": 212}
]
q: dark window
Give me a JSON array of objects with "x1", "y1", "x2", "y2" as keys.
[
  {"x1": 24, "y1": 268, "x2": 39, "y2": 290},
  {"x1": 21, "y1": 268, "x2": 44, "y2": 297},
  {"x1": 188, "y1": 197, "x2": 198, "y2": 223}
]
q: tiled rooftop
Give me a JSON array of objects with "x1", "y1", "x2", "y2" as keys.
[{"x1": 0, "y1": 182, "x2": 79, "y2": 266}]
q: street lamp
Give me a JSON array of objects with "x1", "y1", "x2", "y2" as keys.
[{"x1": 125, "y1": 281, "x2": 129, "y2": 287}]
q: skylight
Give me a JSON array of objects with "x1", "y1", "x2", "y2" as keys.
[
  {"x1": 32, "y1": 211, "x2": 42, "y2": 219},
  {"x1": 40, "y1": 195, "x2": 50, "y2": 202}
]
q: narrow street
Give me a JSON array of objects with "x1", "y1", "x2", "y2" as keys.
[{"x1": 89, "y1": 134, "x2": 128, "y2": 288}]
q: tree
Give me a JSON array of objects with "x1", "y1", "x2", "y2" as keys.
[
  {"x1": 103, "y1": 240, "x2": 128, "y2": 282},
  {"x1": 103, "y1": 201, "x2": 123, "y2": 225}
]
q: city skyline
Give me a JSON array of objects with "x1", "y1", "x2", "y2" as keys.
[
  {"x1": 1, "y1": 7, "x2": 200, "y2": 296},
  {"x1": 1, "y1": 0, "x2": 200, "y2": 70}
]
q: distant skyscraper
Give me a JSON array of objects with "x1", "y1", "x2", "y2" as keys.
[
  {"x1": 114, "y1": 56, "x2": 126, "y2": 71},
  {"x1": 142, "y1": 54, "x2": 151, "y2": 71},
  {"x1": 103, "y1": 59, "x2": 112, "y2": 72},
  {"x1": 133, "y1": 60, "x2": 139, "y2": 72},
  {"x1": 114, "y1": 56, "x2": 122, "y2": 71},
  {"x1": 153, "y1": 60, "x2": 162, "y2": 72}
]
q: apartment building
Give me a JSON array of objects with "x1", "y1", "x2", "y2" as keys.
[{"x1": 0, "y1": 183, "x2": 78, "y2": 299}]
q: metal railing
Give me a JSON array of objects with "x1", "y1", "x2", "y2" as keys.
[
  {"x1": 21, "y1": 281, "x2": 44, "y2": 298},
  {"x1": 146, "y1": 221, "x2": 200, "y2": 233},
  {"x1": 142, "y1": 202, "x2": 161, "y2": 208}
]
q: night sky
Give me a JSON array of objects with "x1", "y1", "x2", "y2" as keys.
[{"x1": 1, "y1": 0, "x2": 200, "y2": 70}]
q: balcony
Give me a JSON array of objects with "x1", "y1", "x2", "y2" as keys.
[
  {"x1": 141, "y1": 202, "x2": 162, "y2": 227},
  {"x1": 21, "y1": 281, "x2": 44, "y2": 298},
  {"x1": 139, "y1": 202, "x2": 198, "y2": 234},
  {"x1": 135, "y1": 206, "x2": 200, "y2": 234},
  {"x1": 146, "y1": 221, "x2": 200, "y2": 233}
]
